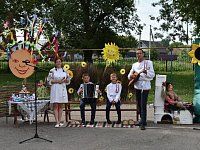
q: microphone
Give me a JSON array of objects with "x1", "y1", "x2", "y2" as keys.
[{"x1": 22, "y1": 60, "x2": 30, "y2": 64}]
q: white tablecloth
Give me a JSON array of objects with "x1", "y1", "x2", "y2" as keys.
[{"x1": 8, "y1": 100, "x2": 50, "y2": 124}]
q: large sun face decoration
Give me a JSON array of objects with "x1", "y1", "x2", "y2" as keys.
[
  {"x1": 9, "y1": 49, "x2": 35, "y2": 78},
  {"x1": 188, "y1": 44, "x2": 200, "y2": 65},
  {"x1": 102, "y1": 43, "x2": 119, "y2": 64}
]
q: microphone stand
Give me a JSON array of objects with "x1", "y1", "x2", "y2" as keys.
[{"x1": 19, "y1": 62, "x2": 52, "y2": 144}]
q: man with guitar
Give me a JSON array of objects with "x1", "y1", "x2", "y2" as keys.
[{"x1": 128, "y1": 49, "x2": 155, "y2": 130}]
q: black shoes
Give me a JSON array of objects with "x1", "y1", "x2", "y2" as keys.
[
  {"x1": 90, "y1": 120, "x2": 94, "y2": 125},
  {"x1": 107, "y1": 120, "x2": 112, "y2": 124},
  {"x1": 81, "y1": 120, "x2": 86, "y2": 126},
  {"x1": 135, "y1": 122, "x2": 147, "y2": 126},
  {"x1": 140, "y1": 125, "x2": 146, "y2": 130},
  {"x1": 116, "y1": 120, "x2": 121, "y2": 124}
]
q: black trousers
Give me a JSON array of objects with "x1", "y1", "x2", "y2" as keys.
[
  {"x1": 80, "y1": 98, "x2": 96, "y2": 122},
  {"x1": 106, "y1": 100, "x2": 121, "y2": 121},
  {"x1": 135, "y1": 89, "x2": 149, "y2": 126}
]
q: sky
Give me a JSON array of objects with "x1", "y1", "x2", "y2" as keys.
[{"x1": 133, "y1": 0, "x2": 161, "y2": 41}]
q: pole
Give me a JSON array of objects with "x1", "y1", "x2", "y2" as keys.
[{"x1": 149, "y1": 25, "x2": 151, "y2": 60}]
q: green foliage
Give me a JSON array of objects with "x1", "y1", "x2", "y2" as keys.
[
  {"x1": 152, "y1": 0, "x2": 200, "y2": 41},
  {"x1": 50, "y1": 0, "x2": 139, "y2": 61},
  {"x1": 150, "y1": 49, "x2": 159, "y2": 60},
  {"x1": 170, "y1": 42, "x2": 184, "y2": 48},
  {"x1": 161, "y1": 38, "x2": 170, "y2": 47}
]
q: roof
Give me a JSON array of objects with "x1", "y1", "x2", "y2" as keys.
[{"x1": 140, "y1": 40, "x2": 163, "y2": 48}]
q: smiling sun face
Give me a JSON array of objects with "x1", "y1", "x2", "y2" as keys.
[
  {"x1": 9, "y1": 49, "x2": 35, "y2": 78},
  {"x1": 188, "y1": 44, "x2": 200, "y2": 65},
  {"x1": 102, "y1": 43, "x2": 119, "y2": 64}
]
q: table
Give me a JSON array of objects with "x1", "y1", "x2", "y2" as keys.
[{"x1": 8, "y1": 100, "x2": 50, "y2": 124}]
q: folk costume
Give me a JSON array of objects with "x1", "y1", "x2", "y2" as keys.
[
  {"x1": 77, "y1": 82, "x2": 97, "y2": 125},
  {"x1": 47, "y1": 67, "x2": 70, "y2": 104},
  {"x1": 106, "y1": 82, "x2": 122, "y2": 124},
  {"x1": 128, "y1": 60, "x2": 155, "y2": 126}
]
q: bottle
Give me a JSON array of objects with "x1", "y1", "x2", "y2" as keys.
[{"x1": 95, "y1": 85, "x2": 99, "y2": 98}]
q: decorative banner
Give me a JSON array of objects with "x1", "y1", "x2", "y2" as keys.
[
  {"x1": 102, "y1": 43, "x2": 120, "y2": 65},
  {"x1": 9, "y1": 49, "x2": 35, "y2": 78},
  {"x1": 0, "y1": 14, "x2": 60, "y2": 62},
  {"x1": 188, "y1": 44, "x2": 200, "y2": 65}
]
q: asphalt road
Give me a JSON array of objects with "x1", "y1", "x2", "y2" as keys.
[{"x1": 1, "y1": 119, "x2": 200, "y2": 150}]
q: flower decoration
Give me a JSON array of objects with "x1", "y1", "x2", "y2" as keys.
[
  {"x1": 102, "y1": 42, "x2": 120, "y2": 65},
  {"x1": 68, "y1": 88, "x2": 74, "y2": 94},
  {"x1": 98, "y1": 96, "x2": 105, "y2": 103},
  {"x1": 81, "y1": 62, "x2": 87, "y2": 67},
  {"x1": 67, "y1": 70, "x2": 73, "y2": 79},
  {"x1": 120, "y1": 69, "x2": 126, "y2": 75},
  {"x1": 128, "y1": 93, "x2": 133, "y2": 99},
  {"x1": 188, "y1": 44, "x2": 200, "y2": 65},
  {"x1": 63, "y1": 64, "x2": 70, "y2": 71}
]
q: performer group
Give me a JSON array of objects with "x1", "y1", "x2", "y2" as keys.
[{"x1": 47, "y1": 48, "x2": 155, "y2": 130}]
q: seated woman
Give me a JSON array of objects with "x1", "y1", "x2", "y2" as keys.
[{"x1": 162, "y1": 82, "x2": 193, "y2": 113}]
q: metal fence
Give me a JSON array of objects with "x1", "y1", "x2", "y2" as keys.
[{"x1": 0, "y1": 46, "x2": 194, "y2": 72}]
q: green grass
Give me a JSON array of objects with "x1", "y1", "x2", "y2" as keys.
[
  {"x1": 0, "y1": 70, "x2": 194, "y2": 104},
  {"x1": 148, "y1": 71, "x2": 194, "y2": 103}
]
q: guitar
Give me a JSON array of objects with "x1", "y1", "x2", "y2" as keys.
[
  {"x1": 128, "y1": 71, "x2": 142, "y2": 86},
  {"x1": 128, "y1": 60, "x2": 148, "y2": 87}
]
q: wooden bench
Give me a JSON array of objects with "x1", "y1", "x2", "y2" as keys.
[{"x1": 44, "y1": 100, "x2": 139, "y2": 122}]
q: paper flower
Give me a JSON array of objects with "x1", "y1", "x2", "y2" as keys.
[
  {"x1": 81, "y1": 62, "x2": 87, "y2": 67},
  {"x1": 120, "y1": 69, "x2": 126, "y2": 75},
  {"x1": 67, "y1": 70, "x2": 73, "y2": 79},
  {"x1": 188, "y1": 44, "x2": 200, "y2": 65},
  {"x1": 128, "y1": 93, "x2": 133, "y2": 99},
  {"x1": 98, "y1": 96, "x2": 104, "y2": 102},
  {"x1": 102, "y1": 43, "x2": 120, "y2": 64},
  {"x1": 68, "y1": 88, "x2": 74, "y2": 94},
  {"x1": 63, "y1": 64, "x2": 70, "y2": 71}
]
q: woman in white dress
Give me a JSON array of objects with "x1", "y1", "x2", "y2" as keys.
[{"x1": 47, "y1": 58, "x2": 70, "y2": 127}]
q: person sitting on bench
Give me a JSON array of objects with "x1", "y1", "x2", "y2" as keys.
[
  {"x1": 162, "y1": 82, "x2": 193, "y2": 113},
  {"x1": 77, "y1": 73, "x2": 97, "y2": 126},
  {"x1": 106, "y1": 73, "x2": 122, "y2": 124}
]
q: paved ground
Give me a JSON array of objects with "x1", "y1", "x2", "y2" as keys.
[{"x1": 1, "y1": 105, "x2": 200, "y2": 150}]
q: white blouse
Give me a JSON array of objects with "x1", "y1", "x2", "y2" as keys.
[
  {"x1": 106, "y1": 83, "x2": 122, "y2": 102},
  {"x1": 128, "y1": 60, "x2": 155, "y2": 90}
]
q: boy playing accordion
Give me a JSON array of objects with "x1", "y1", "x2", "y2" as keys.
[{"x1": 77, "y1": 73, "x2": 100, "y2": 126}]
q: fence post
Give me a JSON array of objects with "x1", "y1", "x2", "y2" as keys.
[{"x1": 165, "y1": 60, "x2": 167, "y2": 72}]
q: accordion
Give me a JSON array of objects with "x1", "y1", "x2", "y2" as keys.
[{"x1": 82, "y1": 83, "x2": 99, "y2": 99}]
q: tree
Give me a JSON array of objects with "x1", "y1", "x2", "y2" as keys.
[
  {"x1": 161, "y1": 38, "x2": 170, "y2": 47},
  {"x1": 170, "y1": 42, "x2": 184, "y2": 48},
  {"x1": 0, "y1": 0, "x2": 54, "y2": 24},
  {"x1": 0, "y1": 0, "x2": 140, "y2": 62},
  {"x1": 50, "y1": 0, "x2": 140, "y2": 62},
  {"x1": 152, "y1": 0, "x2": 200, "y2": 43}
]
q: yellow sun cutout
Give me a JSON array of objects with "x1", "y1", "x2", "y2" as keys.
[
  {"x1": 188, "y1": 44, "x2": 200, "y2": 65},
  {"x1": 102, "y1": 42, "x2": 119, "y2": 65}
]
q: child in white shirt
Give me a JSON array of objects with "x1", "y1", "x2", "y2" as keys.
[{"x1": 106, "y1": 73, "x2": 122, "y2": 124}]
